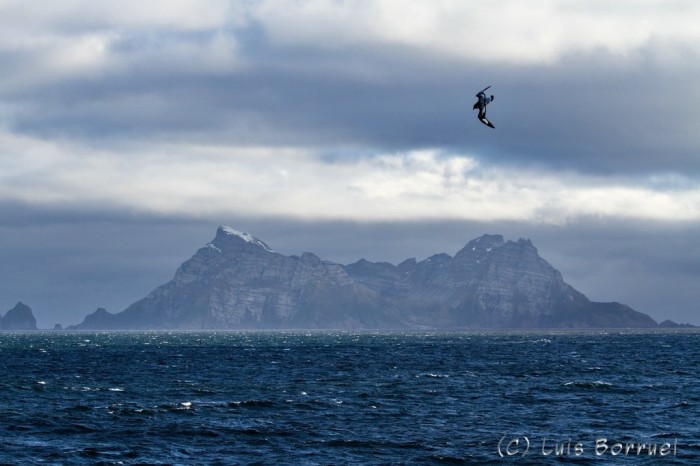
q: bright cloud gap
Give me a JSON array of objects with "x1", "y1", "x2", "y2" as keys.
[{"x1": 1, "y1": 133, "x2": 698, "y2": 223}]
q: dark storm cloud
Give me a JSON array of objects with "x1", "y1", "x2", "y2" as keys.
[
  {"x1": 6, "y1": 39, "x2": 468, "y2": 147},
  {"x1": 5, "y1": 22, "x2": 699, "y2": 176},
  {"x1": 490, "y1": 54, "x2": 700, "y2": 175}
]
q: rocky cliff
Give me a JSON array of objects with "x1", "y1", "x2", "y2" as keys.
[
  {"x1": 1, "y1": 302, "x2": 38, "y2": 330},
  {"x1": 346, "y1": 234, "x2": 656, "y2": 328},
  {"x1": 72, "y1": 226, "x2": 657, "y2": 330}
]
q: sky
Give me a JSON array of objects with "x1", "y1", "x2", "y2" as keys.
[{"x1": 1, "y1": 0, "x2": 699, "y2": 328}]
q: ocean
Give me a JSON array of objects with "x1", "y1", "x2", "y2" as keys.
[{"x1": 0, "y1": 330, "x2": 698, "y2": 464}]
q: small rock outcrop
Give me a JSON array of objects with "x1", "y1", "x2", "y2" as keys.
[
  {"x1": 1, "y1": 302, "x2": 38, "y2": 330},
  {"x1": 658, "y1": 319, "x2": 695, "y2": 328}
]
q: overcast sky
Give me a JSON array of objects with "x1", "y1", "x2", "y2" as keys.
[{"x1": 1, "y1": 0, "x2": 699, "y2": 328}]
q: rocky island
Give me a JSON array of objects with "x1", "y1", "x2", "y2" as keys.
[
  {"x1": 71, "y1": 226, "x2": 658, "y2": 330},
  {"x1": 1, "y1": 302, "x2": 38, "y2": 330}
]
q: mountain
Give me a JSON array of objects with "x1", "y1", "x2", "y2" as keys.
[
  {"x1": 346, "y1": 234, "x2": 656, "y2": 329},
  {"x1": 1, "y1": 302, "x2": 38, "y2": 330},
  {"x1": 72, "y1": 226, "x2": 657, "y2": 330}
]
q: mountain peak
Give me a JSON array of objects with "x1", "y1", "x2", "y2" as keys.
[
  {"x1": 455, "y1": 234, "x2": 505, "y2": 256},
  {"x1": 214, "y1": 225, "x2": 274, "y2": 252},
  {"x1": 473, "y1": 234, "x2": 505, "y2": 246}
]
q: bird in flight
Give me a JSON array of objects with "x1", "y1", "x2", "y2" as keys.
[{"x1": 473, "y1": 86, "x2": 495, "y2": 128}]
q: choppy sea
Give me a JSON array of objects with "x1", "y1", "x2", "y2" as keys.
[{"x1": 0, "y1": 330, "x2": 698, "y2": 465}]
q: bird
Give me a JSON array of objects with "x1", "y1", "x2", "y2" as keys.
[{"x1": 473, "y1": 86, "x2": 495, "y2": 128}]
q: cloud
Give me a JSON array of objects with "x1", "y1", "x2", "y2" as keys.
[
  {"x1": 252, "y1": 0, "x2": 700, "y2": 64},
  {"x1": 2, "y1": 131, "x2": 699, "y2": 223},
  {"x1": 2, "y1": 0, "x2": 699, "y2": 219},
  {"x1": 4, "y1": 0, "x2": 700, "y2": 72},
  {"x1": 0, "y1": 0, "x2": 232, "y2": 32},
  {"x1": 2, "y1": 0, "x2": 699, "y2": 177}
]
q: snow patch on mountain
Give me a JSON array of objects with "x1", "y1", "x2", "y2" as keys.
[{"x1": 218, "y1": 225, "x2": 274, "y2": 252}]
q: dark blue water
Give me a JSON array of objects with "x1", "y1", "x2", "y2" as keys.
[{"x1": 0, "y1": 330, "x2": 698, "y2": 465}]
